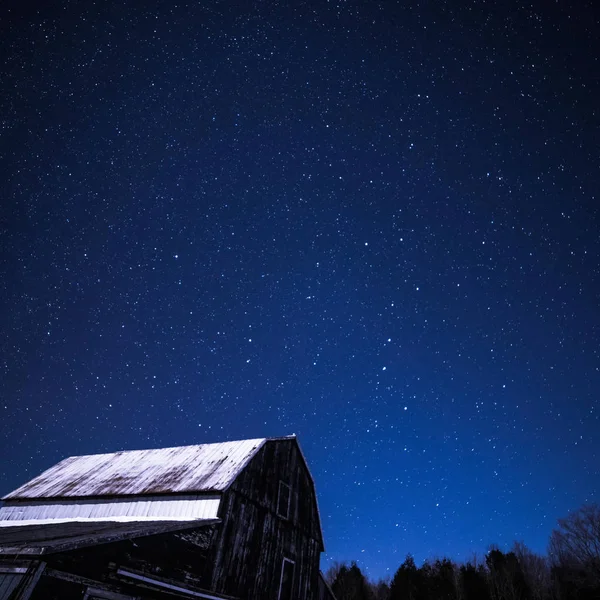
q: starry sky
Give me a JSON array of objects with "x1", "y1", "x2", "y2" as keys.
[{"x1": 1, "y1": 0, "x2": 599, "y2": 582}]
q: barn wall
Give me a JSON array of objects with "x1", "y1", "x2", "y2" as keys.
[
  {"x1": 231, "y1": 438, "x2": 322, "y2": 545},
  {"x1": 210, "y1": 439, "x2": 322, "y2": 600}
]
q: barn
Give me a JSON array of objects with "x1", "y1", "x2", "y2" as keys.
[{"x1": 0, "y1": 435, "x2": 337, "y2": 600}]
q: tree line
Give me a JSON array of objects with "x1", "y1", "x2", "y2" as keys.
[{"x1": 325, "y1": 503, "x2": 600, "y2": 600}]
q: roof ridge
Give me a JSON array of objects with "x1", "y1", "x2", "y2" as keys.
[
  {"x1": 55, "y1": 435, "x2": 297, "y2": 461},
  {"x1": 61, "y1": 437, "x2": 269, "y2": 460}
]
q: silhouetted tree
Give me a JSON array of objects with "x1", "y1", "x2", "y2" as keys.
[
  {"x1": 512, "y1": 542, "x2": 551, "y2": 600},
  {"x1": 425, "y1": 558, "x2": 458, "y2": 600},
  {"x1": 549, "y1": 504, "x2": 600, "y2": 600},
  {"x1": 369, "y1": 578, "x2": 391, "y2": 600},
  {"x1": 325, "y1": 561, "x2": 347, "y2": 586},
  {"x1": 459, "y1": 562, "x2": 491, "y2": 600},
  {"x1": 486, "y1": 548, "x2": 530, "y2": 600},
  {"x1": 390, "y1": 555, "x2": 427, "y2": 600},
  {"x1": 327, "y1": 502, "x2": 600, "y2": 600},
  {"x1": 331, "y1": 562, "x2": 373, "y2": 600}
]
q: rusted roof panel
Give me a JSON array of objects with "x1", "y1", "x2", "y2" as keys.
[{"x1": 4, "y1": 439, "x2": 266, "y2": 500}]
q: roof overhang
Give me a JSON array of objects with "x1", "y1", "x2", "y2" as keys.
[{"x1": 0, "y1": 517, "x2": 219, "y2": 555}]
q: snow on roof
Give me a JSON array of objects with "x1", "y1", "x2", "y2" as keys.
[{"x1": 4, "y1": 438, "x2": 268, "y2": 500}]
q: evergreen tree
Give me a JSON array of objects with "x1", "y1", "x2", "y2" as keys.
[
  {"x1": 427, "y1": 558, "x2": 458, "y2": 600},
  {"x1": 370, "y1": 579, "x2": 391, "y2": 600},
  {"x1": 459, "y1": 562, "x2": 491, "y2": 600},
  {"x1": 390, "y1": 555, "x2": 426, "y2": 600},
  {"x1": 332, "y1": 561, "x2": 373, "y2": 600}
]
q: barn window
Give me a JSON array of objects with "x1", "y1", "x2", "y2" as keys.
[
  {"x1": 278, "y1": 558, "x2": 295, "y2": 600},
  {"x1": 277, "y1": 480, "x2": 291, "y2": 519}
]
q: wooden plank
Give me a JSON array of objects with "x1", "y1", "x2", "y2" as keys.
[
  {"x1": 15, "y1": 561, "x2": 45, "y2": 600},
  {"x1": 0, "y1": 574, "x2": 22, "y2": 600}
]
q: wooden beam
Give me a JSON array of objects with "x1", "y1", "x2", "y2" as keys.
[
  {"x1": 0, "y1": 567, "x2": 29, "y2": 574},
  {"x1": 45, "y1": 567, "x2": 135, "y2": 598},
  {"x1": 0, "y1": 560, "x2": 34, "y2": 572},
  {"x1": 85, "y1": 587, "x2": 139, "y2": 600},
  {"x1": 116, "y1": 567, "x2": 238, "y2": 600},
  {"x1": 0, "y1": 547, "x2": 43, "y2": 556}
]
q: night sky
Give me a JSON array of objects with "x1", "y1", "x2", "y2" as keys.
[{"x1": 1, "y1": 0, "x2": 599, "y2": 581}]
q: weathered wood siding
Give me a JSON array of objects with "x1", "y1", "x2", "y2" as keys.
[
  {"x1": 209, "y1": 438, "x2": 322, "y2": 600},
  {"x1": 0, "y1": 573, "x2": 24, "y2": 600}
]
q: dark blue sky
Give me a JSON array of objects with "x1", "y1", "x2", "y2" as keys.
[{"x1": 1, "y1": 0, "x2": 599, "y2": 581}]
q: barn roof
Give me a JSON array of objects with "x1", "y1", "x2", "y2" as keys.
[{"x1": 4, "y1": 438, "x2": 268, "y2": 500}]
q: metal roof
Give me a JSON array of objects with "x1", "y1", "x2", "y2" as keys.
[
  {"x1": 4, "y1": 438, "x2": 267, "y2": 500},
  {"x1": 0, "y1": 495, "x2": 220, "y2": 522}
]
